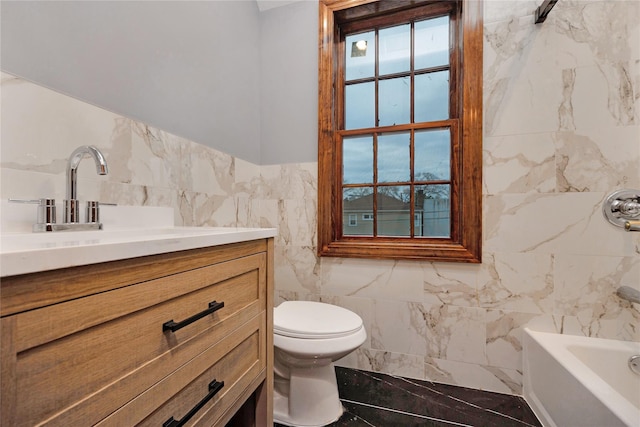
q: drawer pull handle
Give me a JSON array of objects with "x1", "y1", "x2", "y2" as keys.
[
  {"x1": 162, "y1": 379, "x2": 225, "y2": 427},
  {"x1": 162, "y1": 301, "x2": 225, "y2": 333}
]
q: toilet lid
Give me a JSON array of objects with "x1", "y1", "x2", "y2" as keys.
[{"x1": 274, "y1": 301, "x2": 363, "y2": 339}]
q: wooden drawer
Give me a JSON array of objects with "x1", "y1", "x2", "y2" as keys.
[
  {"x1": 0, "y1": 252, "x2": 266, "y2": 427},
  {"x1": 1, "y1": 240, "x2": 269, "y2": 317},
  {"x1": 99, "y1": 313, "x2": 266, "y2": 426}
]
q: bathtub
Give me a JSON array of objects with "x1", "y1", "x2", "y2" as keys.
[{"x1": 523, "y1": 329, "x2": 640, "y2": 427}]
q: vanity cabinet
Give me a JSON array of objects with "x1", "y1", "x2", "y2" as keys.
[{"x1": 0, "y1": 238, "x2": 274, "y2": 427}]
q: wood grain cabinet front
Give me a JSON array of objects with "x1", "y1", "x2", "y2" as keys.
[
  {"x1": 100, "y1": 313, "x2": 266, "y2": 427},
  {"x1": 0, "y1": 239, "x2": 274, "y2": 427}
]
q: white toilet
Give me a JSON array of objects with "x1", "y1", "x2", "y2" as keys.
[{"x1": 273, "y1": 301, "x2": 366, "y2": 426}]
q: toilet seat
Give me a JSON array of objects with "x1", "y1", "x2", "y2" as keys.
[{"x1": 274, "y1": 301, "x2": 363, "y2": 339}]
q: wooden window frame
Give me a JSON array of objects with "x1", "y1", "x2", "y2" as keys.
[{"x1": 318, "y1": 0, "x2": 482, "y2": 262}]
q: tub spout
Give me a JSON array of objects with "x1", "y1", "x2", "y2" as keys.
[{"x1": 616, "y1": 286, "x2": 640, "y2": 304}]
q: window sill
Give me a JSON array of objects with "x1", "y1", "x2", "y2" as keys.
[{"x1": 318, "y1": 239, "x2": 482, "y2": 263}]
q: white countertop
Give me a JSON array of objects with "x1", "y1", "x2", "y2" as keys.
[
  {"x1": 0, "y1": 226, "x2": 277, "y2": 277},
  {"x1": 0, "y1": 203, "x2": 276, "y2": 277}
]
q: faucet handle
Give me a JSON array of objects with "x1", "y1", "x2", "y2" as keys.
[
  {"x1": 86, "y1": 201, "x2": 99, "y2": 223},
  {"x1": 85, "y1": 201, "x2": 117, "y2": 224},
  {"x1": 8, "y1": 198, "x2": 57, "y2": 225},
  {"x1": 63, "y1": 199, "x2": 80, "y2": 224},
  {"x1": 8, "y1": 198, "x2": 46, "y2": 204}
]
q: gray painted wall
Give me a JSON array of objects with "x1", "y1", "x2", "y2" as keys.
[
  {"x1": 259, "y1": 1, "x2": 318, "y2": 165},
  {"x1": 1, "y1": 1, "x2": 264, "y2": 164}
]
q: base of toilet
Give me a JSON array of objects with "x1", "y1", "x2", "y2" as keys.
[{"x1": 273, "y1": 361, "x2": 343, "y2": 426}]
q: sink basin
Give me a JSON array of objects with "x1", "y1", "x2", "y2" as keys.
[{"x1": 0, "y1": 226, "x2": 277, "y2": 277}]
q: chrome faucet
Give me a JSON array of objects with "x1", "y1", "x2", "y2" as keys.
[{"x1": 64, "y1": 145, "x2": 109, "y2": 223}]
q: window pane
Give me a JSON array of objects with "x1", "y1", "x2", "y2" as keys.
[
  {"x1": 346, "y1": 31, "x2": 375, "y2": 81},
  {"x1": 378, "y1": 132, "x2": 410, "y2": 183},
  {"x1": 379, "y1": 77, "x2": 410, "y2": 127},
  {"x1": 415, "y1": 184, "x2": 450, "y2": 237},
  {"x1": 345, "y1": 81, "x2": 375, "y2": 129},
  {"x1": 415, "y1": 71, "x2": 449, "y2": 122},
  {"x1": 379, "y1": 24, "x2": 410, "y2": 76},
  {"x1": 343, "y1": 187, "x2": 374, "y2": 236},
  {"x1": 415, "y1": 16, "x2": 450, "y2": 70},
  {"x1": 377, "y1": 186, "x2": 410, "y2": 236},
  {"x1": 343, "y1": 135, "x2": 374, "y2": 184},
  {"x1": 415, "y1": 129, "x2": 450, "y2": 181}
]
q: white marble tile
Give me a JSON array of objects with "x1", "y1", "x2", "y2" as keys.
[
  {"x1": 483, "y1": 0, "x2": 538, "y2": 24},
  {"x1": 557, "y1": 3, "x2": 639, "y2": 55},
  {"x1": 370, "y1": 300, "x2": 428, "y2": 357},
  {"x1": 336, "y1": 347, "x2": 425, "y2": 381},
  {"x1": 181, "y1": 139, "x2": 235, "y2": 196},
  {"x1": 274, "y1": 244, "x2": 321, "y2": 295},
  {"x1": 421, "y1": 261, "x2": 480, "y2": 308},
  {"x1": 555, "y1": 127, "x2": 640, "y2": 192},
  {"x1": 483, "y1": 14, "x2": 546, "y2": 83},
  {"x1": 485, "y1": 310, "x2": 538, "y2": 371},
  {"x1": 430, "y1": 305, "x2": 488, "y2": 365},
  {"x1": 483, "y1": 133, "x2": 556, "y2": 195},
  {"x1": 100, "y1": 119, "x2": 135, "y2": 186},
  {"x1": 258, "y1": 199, "x2": 279, "y2": 229},
  {"x1": 424, "y1": 357, "x2": 522, "y2": 395},
  {"x1": 482, "y1": 365, "x2": 523, "y2": 395},
  {"x1": 484, "y1": 192, "x2": 639, "y2": 257},
  {"x1": 616, "y1": 303, "x2": 640, "y2": 342},
  {"x1": 276, "y1": 198, "x2": 317, "y2": 247},
  {"x1": 322, "y1": 257, "x2": 424, "y2": 302},
  {"x1": 554, "y1": 1, "x2": 640, "y2": 125},
  {"x1": 487, "y1": 65, "x2": 563, "y2": 137},
  {"x1": 233, "y1": 157, "x2": 261, "y2": 198},
  {"x1": 261, "y1": 162, "x2": 317, "y2": 200},
  {"x1": 176, "y1": 191, "x2": 259, "y2": 228},
  {"x1": 99, "y1": 181, "x2": 175, "y2": 209},
  {"x1": 209, "y1": 195, "x2": 241, "y2": 227},
  {"x1": 258, "y1": 164, "x2": 280, "y2": 199},
  {"x1": 484, "y1": 16, "x2": 561, "y2": 137},
  {"x1": 478, "y1": 252, "x2": 554, "y2": 313},
  {"x1": 128, "y1": 122, "x2": 182, "y2": 190},
  {"x1": 177, "y1": 191, "x2": 218, "y2": 226},
  {"x1": 572, "y1": 64, "x2": 637, "y2": 131},
  {"x1": 554, "y1": 253, "x2": 640, "y2": 340}
]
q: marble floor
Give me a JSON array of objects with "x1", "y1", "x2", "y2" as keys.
[{"x1": 275, "y1": 367, "x2": 542, "y2": 427}]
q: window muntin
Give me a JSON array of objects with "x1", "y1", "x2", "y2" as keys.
[
  {"x1": 340, "y1": 11, "x2": 455, "y2": 239},
  {"x1": 318, "y1": 0, "x2": 482, "y2": 262}
]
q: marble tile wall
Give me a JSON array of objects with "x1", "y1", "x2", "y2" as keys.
[{"x1": 1, "y1": 0, "x2": 639, "y2": 397}]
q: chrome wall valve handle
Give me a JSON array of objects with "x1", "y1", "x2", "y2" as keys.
[{"x1": 602, "y1": 189, "x2": 640, "y2": 231}]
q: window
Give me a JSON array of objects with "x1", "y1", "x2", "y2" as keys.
[{"x1": 318, "y1": 0, "x2": 482, "y2": 262}]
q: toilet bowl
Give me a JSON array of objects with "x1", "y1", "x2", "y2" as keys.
[{"x1": 273, "y1": 301, "x2": 366, "y2": 427}]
